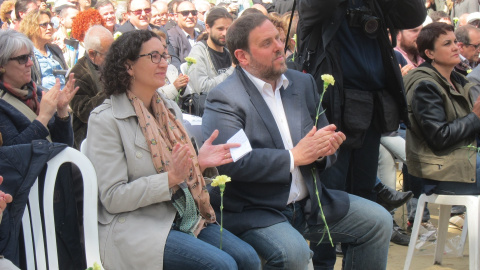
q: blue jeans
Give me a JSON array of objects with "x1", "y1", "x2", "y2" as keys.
[
  {"x1": 239, "y1": 194, "x2": 392, "y2": 270},
  {"x1": 163, "y1": 224, "x2": 261, "y2": 270}
]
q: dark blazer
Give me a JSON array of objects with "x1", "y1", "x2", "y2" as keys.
[
  {"x1": 167, "y1": 25, "x2": 199, "y2": 70},
  {"x1": 202, "y1": 67, "x2": 349, "y2": 235},
  {"x1": 69, "y1": 56, "x2": 106, "y2": 149}
]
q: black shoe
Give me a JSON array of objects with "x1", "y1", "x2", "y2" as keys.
[
  {"x1": 391, "y1": 221, "x2": 411, "y2": 246},
  {"x1": 450, "y1": 205, "x2": 466, "y2": 217},
  {"x1": 375, "y1": 183, "x2": 413, "y2": 212}
]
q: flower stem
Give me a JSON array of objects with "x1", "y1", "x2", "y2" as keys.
[
  {"x1": 314, "y1": 83, "x2": 328, "y2": 127},
  {"x1": 311, "y1": 167, "x2": 333, "y2": 247},
  {"x1": 220, "y1": 185, "x2": 225, "y2": 250}
]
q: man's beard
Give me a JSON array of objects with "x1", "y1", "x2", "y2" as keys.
[
  {"x1": 402, "y1": 42, "x2": 419, "y2": 57},
  {"x1": 210, "y1": 34, "x2": 226, "y2": 47},
  {"x1": 249, "y1": 51, "x2": 287, "y2": 82}
]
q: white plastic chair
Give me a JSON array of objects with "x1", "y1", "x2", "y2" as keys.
[
  {"x1": 404, "y1": 194, "x2": 478, "y2": 270},
  {"x1": 22, "y1": 147, "x2": 103, "y2": 269}
]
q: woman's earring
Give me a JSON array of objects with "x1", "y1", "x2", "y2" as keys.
[{"x1": 0, "y1": 67, "x2": 5, "y2": 73}]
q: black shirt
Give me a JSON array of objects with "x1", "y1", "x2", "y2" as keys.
[{"x1": 205, "y1": 41, "x2": 232, "y2": 74}]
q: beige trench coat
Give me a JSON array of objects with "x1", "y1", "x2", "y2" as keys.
[{"x1": 85, "y1": 92, "x2": 183, "y2": 269}]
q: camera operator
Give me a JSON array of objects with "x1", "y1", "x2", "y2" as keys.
[{"x1": 296, "y1": 0, "x2": 426, "y2": 268}]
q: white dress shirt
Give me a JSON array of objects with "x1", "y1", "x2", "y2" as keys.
[{"x1": 243, "y1": 68, "x2": 309, "y2": 204}]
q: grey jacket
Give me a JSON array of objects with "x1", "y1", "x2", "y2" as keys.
[
  {"x1": 186, "y1": 41, "x2": 234, "y2": 94},
  {"x1": 85, "y1": 93, "x2": 182, "y2": 269}
]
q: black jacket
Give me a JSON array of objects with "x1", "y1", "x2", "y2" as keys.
[
  {"x1": 295, "y1": 0, "x2": 426, "y2": 133},
  {"x1": 0, "y1": 141, "x2": 85, "y2": 269}
]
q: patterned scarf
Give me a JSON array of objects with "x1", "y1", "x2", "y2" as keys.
[
  {"x1": 127, "y1": 91, "x2": 216, "y2": 236},
  {"x1": 0, "y1": 80, "x2": 40, "y2": 115}
]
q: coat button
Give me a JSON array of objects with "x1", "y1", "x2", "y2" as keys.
[
  {"x1": 118, "y1": 217, "x2": 126, "y2": 223},
  {"x1": 136, "y1": 151, "x2": 143, "y2": 158}
]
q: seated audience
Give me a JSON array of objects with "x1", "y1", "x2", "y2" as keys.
[
  {"x1": 187, "y1": 7, "x2": 233, "y2": 95},
  {"x1": 404, "y1": 22, "x2": 480, "y2": 196},
  {"x1": 85, "y1": 30, "x2": 261, "y2": 269},
  {"x1": 0, "y1": 29, "x2": 84, "y2": 269},
  {"x1": 154, "y1": 30, "x2": 189, "y2": 100},
  {"x1": 202, "y1": 14, "x2": 392, "y2": 269},
  {"x1": 151, "y1": 0, "x2": 169, "y2": 27},
  {"x1": 95, "y1": 0, "x2": 118, "y2": 33},
  {"x1": 0, "y1": 1, "x2": 14, "y2": 30},
  {"x1": 20, "y1": 9, "x2": 68, "y2": 90},
  {"x1": 71, "y1": 8, "x2": 106, "y2": 59},
  {"x1": 69, "y1": 25, "x2": 113, "y2": 149}
]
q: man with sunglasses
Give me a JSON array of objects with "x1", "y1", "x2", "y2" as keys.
[
  {"x1": 116, "y1": 0, "x2": 159, "y2": 33},
  {"x1": 167, "y1": 1, "x2": 200, "y2": 70},
  {"x1": 455, "y1": 24, "x2": 480, "y2": 76}
]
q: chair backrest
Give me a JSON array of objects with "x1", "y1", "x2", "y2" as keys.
[{"x1": 22, "y1": 147, "x2": 102, "y2": 269}]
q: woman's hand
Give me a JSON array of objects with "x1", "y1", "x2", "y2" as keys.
[
  {"x1": 168, "y1": 143, "x2": 193, "y2": 188},
  {"x1": 57, "y1": 73, "x2": 79, "y2": 117},
  {"x1": 36, "y1": 82, "x2": 61, "y2": 127},
  {"x1": 173, "y1": 74, "x2": 189, "y2": 90},
  {"x1": 197, "y1": 129, "x2": 241, "y2": 172}
]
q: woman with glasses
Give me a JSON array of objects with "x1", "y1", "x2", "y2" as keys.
[
  {"x1": 0, "y1": 29, "x2": 84, "y2": 269},
  {"x1": 85, "y1": 30, "x2": 261, "y2": 270},
  {"x1": 19, "y1": 9, "x2": 68, "y2": 90},
  {"x1": 404, "y1": 22, "x2": 480, "y2": 196}
]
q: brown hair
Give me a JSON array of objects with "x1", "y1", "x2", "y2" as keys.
[
  {"x1": 417, "y1": 22, "x2": 455, "y2": 63},
  {"x1": 19, "y1": 9, "x2": 52, "y2": 40}
]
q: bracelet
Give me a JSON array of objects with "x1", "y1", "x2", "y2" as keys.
[{"x1": 57, "y1": 113, "x2": 70, "y2": 121}]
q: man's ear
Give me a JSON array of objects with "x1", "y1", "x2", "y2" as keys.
[
  {"x1": 87, "y1": 49, "x2": 96, "y2": 61},
  {"x1": 234, "y1": 49, "x2": 248, "y2": 67}
]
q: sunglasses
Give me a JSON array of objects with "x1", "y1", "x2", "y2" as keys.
[
  {"x1": 178, "y1": 10, "x2": 197, "y2": 17},
  {"x1": 39, "y1": 22, "x2": 54, "y2": 28},
  {"x1": 9, "y1": 53, "x2": 33, "y2": 64},
  {"x1": 138, "y1": 51, "x2": 171, "y2": 64},
  {"x1": 131, "y1": 8, "x2": 151, "y2": 16}
]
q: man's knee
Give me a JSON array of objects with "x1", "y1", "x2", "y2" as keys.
[{"x1": 261, "y1": 239, "x2": 311, "y2": 270}]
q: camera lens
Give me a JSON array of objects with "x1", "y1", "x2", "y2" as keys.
[{"x1": 362, "y1": 15, "x2": 379, "y2": 35}]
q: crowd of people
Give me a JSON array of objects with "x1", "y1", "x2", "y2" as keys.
[{"x1": 1, "y1": 0, "x2": 480, "y2": 269}]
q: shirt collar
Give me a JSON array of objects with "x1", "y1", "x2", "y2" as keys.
[
  {"x1": 181, "y1": 28, "x2": 197, "y2": 40},
  {"x1": 242, "y1": 68, "x2": 289, "y2": 95}
]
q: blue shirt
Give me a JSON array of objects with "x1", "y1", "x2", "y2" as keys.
[{"x1": 34, "y1": 46, "x2": 66, "y2": 90}]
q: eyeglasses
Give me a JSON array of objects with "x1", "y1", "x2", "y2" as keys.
[
  {"x1": 465, "y1": 43, "x2": 480, "y2": 50},
  {"x1": 131, "y1": 8, "x2": 151, "y2": 16},
  {"x1": 9, "y1": 53, "x2": 33, "y2": 64},
  {"x1": 138, "y1": 51, "x2": 171, "y2": 64},
  {"x1": 178, "y1": 10, "x2": 197, "y2": 17},
  {"x1": 39, "y1": 22, "x2": 54, "y2": 28}
]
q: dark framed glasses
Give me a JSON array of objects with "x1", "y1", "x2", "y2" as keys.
[
  {"x1": 465, "y1": 43, "x2": 480, "y2": 50},
  {"x1": 178, "y1": 10, "x2": 197, "y2": 16},
  {"x1": 131, "y1": 8, "x2": 151, "y2": 16},
  {"x1": 9, "y1": 53, "x2": 33, "y2": 64},
  {"x1": 38, "y1": 22, "x2": 54, "y2": 28},
  {"x1": 138, "y1": 51, "x2": 171, "y2": 64}
]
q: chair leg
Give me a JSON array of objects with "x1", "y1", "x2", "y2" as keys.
[
  {"x1": 434, "y1": 205, "x2": 452, "y2": 265},
  {"x1": 458, "y1": 213, "x2": 468, "y2": 257},
  {"x1": 466, "y1": 203, "x2": 479, "y2": 270},
  {"x1": 404, "y1": 194, "x2": 428, "y2": 270}
]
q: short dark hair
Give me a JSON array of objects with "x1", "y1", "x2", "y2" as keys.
[
  {"x1": 429, "y1": 11, "x2": 449, "y2": 22},
  {"x1": 94, "y1": 0, "x2": 114, "y2": 10},
  {"x1": 226, "y1": 13, "x2": 269, "y2": 65},
  {"x1": 417, "y1": 22, "x2": 455, "y2": 63},
  {"x1": 240, "y1": 7, "x2": 263, "y2": 17},
  {"x1": 455, "y1": 24, "x2": 478, "y2": 44},
  {"x1": 15, "y1": 0, "x2": 36, "y2": 19},
  {"x1": 101, "y1": 30, "x2": 160, "y2": 96}
]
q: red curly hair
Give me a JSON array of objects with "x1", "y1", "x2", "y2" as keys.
[{"x1": 71, "y1": 9, "x2": 105, "y2": 42}]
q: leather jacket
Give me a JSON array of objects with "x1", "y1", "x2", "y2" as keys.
[{"x1": 404, "y1": 62, "x2": 480, "y2": 183}]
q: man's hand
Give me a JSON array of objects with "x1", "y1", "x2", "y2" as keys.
[
  {"x1": 291, "y1": 124, "x2": 345, "y2": 167},
  {"x1": 197, "y1": 129, "x2": 240, "y2": 172}
]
